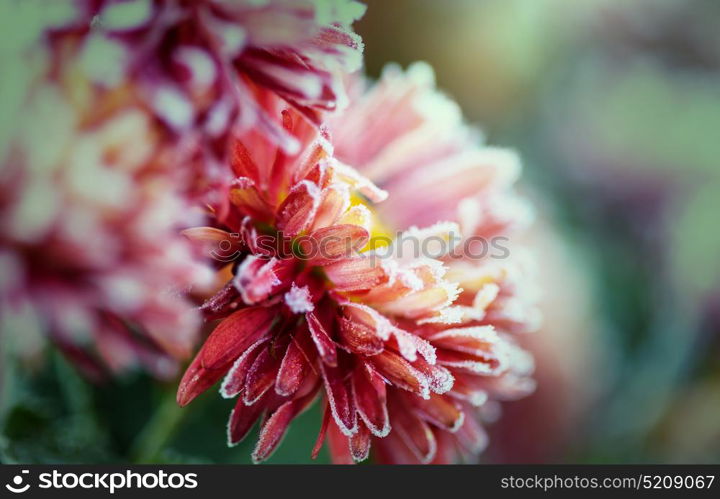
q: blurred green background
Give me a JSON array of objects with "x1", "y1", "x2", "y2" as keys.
[{"x1": 2, "y1": 0, "x2": 720, "y2": 464}]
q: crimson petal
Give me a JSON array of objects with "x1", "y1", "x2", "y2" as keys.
[
  {"x1": 312, "y1": 400, "x2": 331, "y2": 460},
  {"x1": 275, "y1": 337, "x2": 309, "y2": 397},
  {"x1": 276, "y1": 180, "x2": 320, "y2": 237},
  {"x1": 349, "y1": 424, "x2": 371, "y2": 463},
  {"x1": 227, "y1": 394, "x2": 266, "y2": 446},
  {"x1": 352, "y1": 363, "x2": 390, "y2": 437},
  {"x1": 326, "y1": 420, "x2": 354, "y2": 465},
  {"x1": 243, "y1": 343, "x2": 284, "y2": 405},
  {"x1": 370, "y1": 350, "x2": 430, "y2": 400},
  {"x1": 306, "y1": 310, "x2": 338, "y2": 367},
  {"x1": 319, "y1": 362, "x2": 357, "y2": 436},
  {"x1": 323, "y1": 257, "x2": 386, "y2": 292},
  {"x1": 304, "y1": 224, "x2": 368, "y2": 265},
  {"x1": 390, "y1": 397, "x2": 438, "y2": 464},
  {"x1": 252, "y1": 387, "x2": 319, "y2": 463},
  {"x1": 338, "y1": 317, "x2": 384, "y2": 356},
  {"x1": 220, "y1": 337, "x2": 269, "y2": 398},
  {"x1": 177, "y1": 306, "x2": 276, "y2": 406},
  {"x1": 405, "y1": 392, "x2": 465, "y2": 433}
]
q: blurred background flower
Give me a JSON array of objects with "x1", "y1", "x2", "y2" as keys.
[{"x1": 354, "y1": 0, "x2": 720, "y2": 463}]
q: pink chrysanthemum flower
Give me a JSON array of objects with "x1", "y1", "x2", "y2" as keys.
[
  {"x1": 324, "y1": 62, "x2": 541, "y2": 463},
  {"x1": 179, "y1": 68, "x2": 538, "y2": 463},
  {"x1": 178, "y1": 94, "x2": 470, "y2": 463}
]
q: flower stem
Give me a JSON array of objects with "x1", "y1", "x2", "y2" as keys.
[{"x1": 130, "y1": 388, "x2": 187, "y2": 463}]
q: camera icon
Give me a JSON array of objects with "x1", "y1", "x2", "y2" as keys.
[{"x1": 5, "y1": 470, "x2": 30, "y2": 494}]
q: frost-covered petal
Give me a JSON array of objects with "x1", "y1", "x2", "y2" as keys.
[
  {"x1": 349, "y1": 424, "x2": 372, "y2": 463},
  {"x1": 323, "y1": 256, "x2": 386, "y2": 292},
  {"x1": 234, "y1": 256, "x2": 296, "y2": 305},
  {"x1": 177, "y1": 306, "x2": 276, "y2": 406},
  {"x1": 276, "y1": 180, "x2": 321, "y2": 237},
  {"x1": 227, "y1": 394, "x2": 266, "y2": 447},
  {"x1": 338, "y1": 316, "x2": 385, "y2": 356},
  {"x1": 220, "y1": 337, "x2": 269, "y2": 399},
  {"x1": 303, "y1": 224, "x2": 369, "y2": 264},
  {"x1": 309, "y1": 183, "x2": 351, "y2": 230},
  {"x1": 252, "y1": 388, "x2": 319, "y2": 463},
  {"x1": 404, "y1": 392, "x2": 465, "y2": 433},
  {"x1": 371, "y1": 351, "x2": 430, "y2": 400},
  {"x1": 320, "y1": 361, "x2": 357, "y2": 437},
  {"x1": 389, "y1": 397, "x2": 437, "y2": 464},
  {"x1": 243, "y1": 343, "x2": 285, "y2": 405},
  {"x1": 275, "y1": 336, "x2": 310, "y2": 397},
  {"x1": 306, "y1": 310, "x2": 338, "y2": 367},
  {"x1": 352, "y1": 363, "x2": 390, "y2": 437}
]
